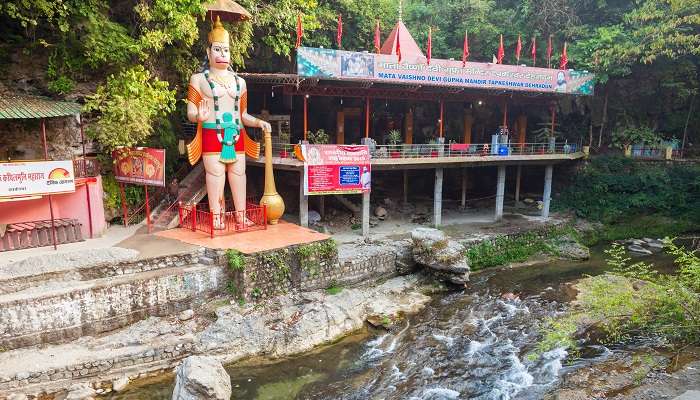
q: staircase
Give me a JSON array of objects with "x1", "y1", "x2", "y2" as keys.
[{"x1": 151, "y1": 163, "x2": 207, "y2": 230}]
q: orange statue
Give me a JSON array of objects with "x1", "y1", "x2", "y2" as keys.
[{"x1": 186, "y1": 17, "x2": 271, "y2": 228}]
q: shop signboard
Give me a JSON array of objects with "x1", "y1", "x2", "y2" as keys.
[
  {"x1": 0, "y1": 160, "x2": 76, "y2": 198},
  {"x1": 302, "y1": 144, "x2": 371, "y2": 195},
  {"x1": 297, "y1": 47, "x2": 594, "y2": 96},
  {"x1": 112, "y1": 147, "x2": 166, "y2": 187}
]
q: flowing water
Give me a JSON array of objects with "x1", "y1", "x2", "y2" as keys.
[{"x1": 106, "y1": 246, "x2": 678, "y2": 400}]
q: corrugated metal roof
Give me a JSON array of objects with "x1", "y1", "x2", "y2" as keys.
[{"x1": 0, "y1": 95, "x2": 81, "y2": 119}]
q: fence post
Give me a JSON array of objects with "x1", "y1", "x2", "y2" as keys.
[
  {"x1": 192, "y1": 204, "x2": 197, "y2": 232},
  {"x1": 210, "y1": 212, "x2": 215, "y2": 239}
]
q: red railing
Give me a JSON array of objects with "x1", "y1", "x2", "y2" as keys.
[{"x1": 179, "y1": 201, "x2": 267, "y2": 238}]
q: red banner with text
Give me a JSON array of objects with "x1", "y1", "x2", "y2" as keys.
[
  {"x1": 302, "y1": 145, "x2": 371, "y2": 195},
  {"x1": 112, "y1": 147, "x2": 166, "y2": 187}
]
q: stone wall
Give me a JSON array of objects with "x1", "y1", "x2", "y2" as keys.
[
  {"x1": 211, "y1": 239, "x2": 403, "y2": 302},
  {"x1": 0, "y1": 116, "x2": 89, "y2": 161},
  {"x1": 0, "y1": 263, "x2": 225, "y2": 351}
]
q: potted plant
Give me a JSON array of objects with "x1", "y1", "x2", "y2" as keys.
[
  {"x1": 308, "y1": 129, "x2": 330, "y2": 145},
  {"x1": 278, "y1": 130, "x2": 290, "y2": 158},
  {"x1": 387, "y1": 129, "x2": 403, "y2": 158}
]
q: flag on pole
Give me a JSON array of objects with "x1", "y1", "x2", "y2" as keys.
[
  {"x1": 295, "y1": 14, "x2": 303, "y2": 49},
  {"x1": 336, "y1": 14, "x2": 343, "y2": 48},
  {"x1": 515, "y1": 34, "x2": 522, "y2": 63},
  {"x1": 497, "y1": 34, "x2": 505, "y2": 64},
  {"x1": 374, "y1": 20, "x2": 381, "y2": 53},
  {"x1": 426, "y1": 26, "x2": 432, "y2": 65},
  {"x1": 546, "y1": 35, "x2": 553, "y2": 68},
  {"x1": 462, "y1": 30, "x2": 469, "y2": 66},
  {"x1": 396, "y1": 25, "x2": 402, "y2": 62},
  {"x1": 530, "y1": 36, "x2": 536, "y2": 66},
  {"x1": 559, "y1": 41, "x2": 568, "y2": 69}
]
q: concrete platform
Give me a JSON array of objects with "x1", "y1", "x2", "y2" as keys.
[{"x1": 155, "y1": 220, "x2": 330, "y2": 254}]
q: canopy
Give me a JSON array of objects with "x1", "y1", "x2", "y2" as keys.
[
  {"x1": 0, "y1": 95, "x2": 81, "y2": 119},
  {"x1": 204, "y1": 0, "x2": 252, "y2": 22}
]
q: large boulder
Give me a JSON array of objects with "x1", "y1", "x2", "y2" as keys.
[
  {"x1": 410, "y1": 228, "x2": 470, "y2": 285},
  {"x1": 171, "y1": 356, "x2": 231, "y2": 400}
]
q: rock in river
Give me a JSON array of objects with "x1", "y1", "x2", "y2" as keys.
[
  {"x1": 410, "y1": 227, "x2": 470, "y2": 285},
  {"x1": 172, "y1": 356, "x2": 231, "y2": 400}
]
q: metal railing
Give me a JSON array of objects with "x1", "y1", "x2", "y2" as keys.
[
  {"x1": 629, "y1": 145, "x2": 682, "y2": 160},
  {"x1": 262, "y1": 141, "x2": 580, "y2": 161},
  {"x1": 179, "y1": 200, "x2": 267, "y2": 238},
  {"x1": 371, "y1": 142, "x2": 578, "y2": 159}
]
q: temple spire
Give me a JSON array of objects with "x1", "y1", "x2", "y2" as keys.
[{"x1": 398, "y1": 0, "x2": 403, "y2": 22}]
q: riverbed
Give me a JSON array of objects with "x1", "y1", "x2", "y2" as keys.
[{"x1": 104, "y1": 246, "x2": 681, "y2": 399}]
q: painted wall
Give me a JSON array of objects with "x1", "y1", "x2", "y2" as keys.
[{"x1": 0, "y1": 175, "x2": 106, "y2": 238}]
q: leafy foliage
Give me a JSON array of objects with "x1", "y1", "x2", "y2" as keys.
[
  {"x1": 557, "y1": 156, "x2": 700, "y2": 224},
  {"x1": 83, "y1": 66, "x2": 176, "y2": 150}
]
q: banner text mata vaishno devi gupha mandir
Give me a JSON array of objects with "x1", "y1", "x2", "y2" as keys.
[{"x1": 297, "y1": 47, "x2": 594, "y2": 96}]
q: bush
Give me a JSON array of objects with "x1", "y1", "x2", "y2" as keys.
[
  {"x1": 557, "y1": 156, "x2": 700, "y2": 225},
  {"x1": 534, "y1": 240, "x2": 700, "y2": 357},
  {"x1": 465, "y1": 232, "x2": 552, "y2": 270}
]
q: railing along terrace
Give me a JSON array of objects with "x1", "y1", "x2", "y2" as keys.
[
  {"x1": 263, "y1": 142, "x2": 579, "y2": 160},
  {"x1": 629, "y1": 145, "x2": 682, "y2": 160}
]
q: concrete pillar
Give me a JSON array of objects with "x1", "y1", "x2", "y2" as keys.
[
  {"x1": 405, "y1": 107, "x2": 414, "y2": 144},
  {"x1": 460, "y1": 169, "x2": 467, "y2": 209},
  {"x1": 299, "y1": 171, "x2": 309, "y2": 227},
  {"x1": 336, "y1": 110, "x2": 345, "y2": 144},
  {"x1": 463, "y1": 112, "x2": 474, "y2": 144},
  {"x1": 517, "y1": 114, "x2": 527, "y2": 145},
  {"x1": 362, "y1": 191, "x2": 370, "y2": 237},
  {"x1": 495, "y1": 165, "x2": 506, "y2": 221},
  {"x1": 542, "y1": 164, "x2": 553, "y2": 219},
  {"x1": 434, "y1": 168, "x2": 443, "y2": 227},
  {"x1": 403, "y1": 170, "x2": 409, "y2": 204},
  {"x1": 515, "y1": 165, "x2": 522, "y2": 203}
]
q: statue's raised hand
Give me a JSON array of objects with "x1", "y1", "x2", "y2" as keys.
[
  {"x1": 197, "y1": 99, "x2": 211, "y2": 122},
  {"x1": 259, "y1": 120, "x2": 272, "y2": 134}
]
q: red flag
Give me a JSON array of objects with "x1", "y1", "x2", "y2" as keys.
[
  {"x1": 396, "y1": 24, "x2": 402, "y2": 62},
  {"x1": 374, "y1": 20, "x2": 381, "y2": 53},
  {"x1": 336, "y1": 14, "x2": 343, "y2": 48},
  {"x1": 546, "y1": 35, "x2": 552, "y2": 68},
  {"x1": 295, "y1": 14, "x2": 303, "y2": 49},
  {"x1": 515, "y1": 34, "x2": 522, "y2": 63},
  {"x1": 426, "y1": 26, "x2": 432, "y2": 65},
  {"x1": 497, "y1": 34, "x2": 505, "y2": 64},
  {"x1": 559, "y1": 41, "x2": 568, "y2": 69},
  {"x1": 530, "y1": 36, "x2": 536, "y2": 66},
  {"x1": 462, "y1": 30, "x2": 469, "y2": 66}
]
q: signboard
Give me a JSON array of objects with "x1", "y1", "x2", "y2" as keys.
[
  {"x1": 297, "y1": 47, "x2": 594, "y2": 96},
  {"x1": 0, "y1": 160, "x2": 76, "y2": 198},
  {"x1": 303, "y1": 145, "x2": 371, "y2": 195},
  {"x1": 112, "y1": 147, "x2": 166, "y2": 187}
]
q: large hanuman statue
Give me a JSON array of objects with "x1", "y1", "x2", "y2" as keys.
[{"x1": 186, "y1": 17, "x2": 271, "y2": 228}]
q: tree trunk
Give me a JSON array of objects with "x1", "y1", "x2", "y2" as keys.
[
  {"x1": 588, "y1": 116, "x2": 593, "y2": 147},
  {"x1": 682, "y1": 94, "x2": 695, "y2": 154},
  {"x1": 597, "y1": 91, "x2": 608, "y2": 149}
]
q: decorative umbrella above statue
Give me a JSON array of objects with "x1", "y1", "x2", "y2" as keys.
[{"x1": 186, "y1": 5, "x2": 284, "y2": 228}]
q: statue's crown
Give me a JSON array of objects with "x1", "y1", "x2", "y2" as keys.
[{"x1": 208, "y1": 16, "x2": 229, "y2": 45}]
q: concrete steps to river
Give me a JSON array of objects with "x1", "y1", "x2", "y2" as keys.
[{"x1": 0, "y1": 249, "x2": 226, "y2": 352}]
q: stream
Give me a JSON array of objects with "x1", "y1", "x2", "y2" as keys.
[{"x1": 106, "y1": 245, "x2": 679, "y2": 400}]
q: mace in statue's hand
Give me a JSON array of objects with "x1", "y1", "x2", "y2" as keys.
[
  {"x1": 197, "y1": 99, "x2": 211, "y2": 122},
  {"x1": 259, "y1": 120, "x2": 272, "y2": 134}
]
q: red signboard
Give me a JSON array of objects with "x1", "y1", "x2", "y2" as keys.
[
  {"x1": 303, "y1": 145, "x2": 371, "y2": 195},
  {"x1": 112, "y1": 147, "x2": 166, "y2": 187}
]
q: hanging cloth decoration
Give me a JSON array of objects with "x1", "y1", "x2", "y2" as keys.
[
  {"x1": 336, "y1": 14, "x2": 343, "y2": 49},
  {"x1": 426, "y1": 26, "x2": 432, "y2": 65},
  {"x1": 515, "y1": 34, "x2": 522, "y2": 63},
  {"x1": 295, "y1": 14, "x2": 303, "y2": 48},
  {"x1": 374, "y1": 20, "x2": 381, "y2": 53},
  {"x1": 546, "y1": 35, "x2": 553, "y2": 68},
  {"x1": 497, "y1": 34, "x2": 505, "y2": 64},
  {"x1": 559, "y1": 41, "x2": 568, "y2": 69},
  {"x1": 396, "y1": 25, "x2": 402, "y2": 62},
  {"x1": 530, "y1": 36, "x2": 537, "y2": 66},
  {"x1": 462, "y1": 30, "x2": 469, "y2": 66}
]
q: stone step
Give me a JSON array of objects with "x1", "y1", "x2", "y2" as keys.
[
  {"x1": 0, "y1": 263, "x2": 227, "y2": 351},
  {"x1": 0, "y1": 249, "x2": 209, "y2": 295}
]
